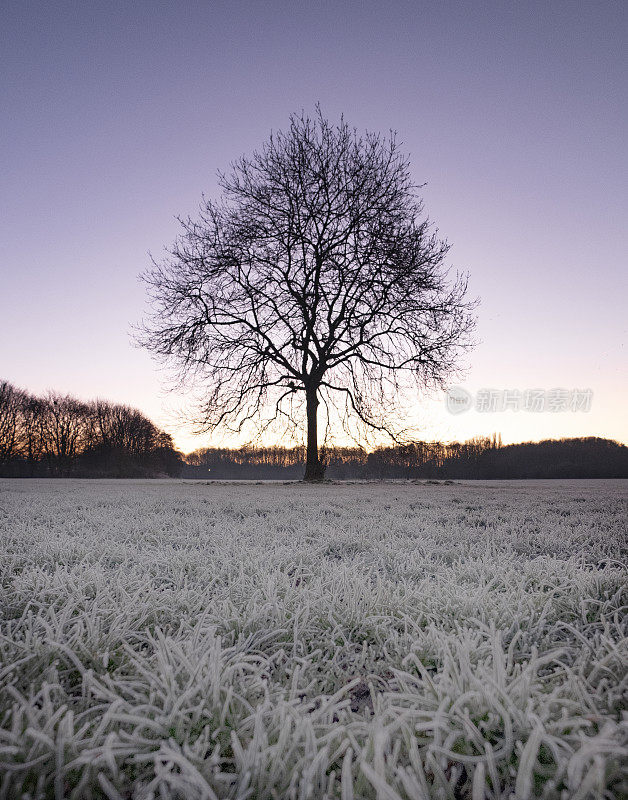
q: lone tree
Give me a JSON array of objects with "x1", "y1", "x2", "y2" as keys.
[{"x1": 140, "y1": 109, "x2": 475, "y2": 481}]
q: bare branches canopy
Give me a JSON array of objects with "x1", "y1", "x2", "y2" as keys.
[{"x1": 140, "y1": 108, "x2": 476, "y2": 480}]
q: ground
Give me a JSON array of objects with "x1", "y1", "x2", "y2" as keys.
[{"x1": 0, "y1": 479, "x2": 626, "y2": 799}]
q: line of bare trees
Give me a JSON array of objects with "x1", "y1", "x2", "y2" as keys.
[
  {"x1": 0, "y1": 381, "x2": 181, "y2": 477},
  {"x1": 183, "y1": 436, "x2": 503, "y2": 479},
  {"x1": 183, "y1": 435, "x2": 628, "y2": 480}
]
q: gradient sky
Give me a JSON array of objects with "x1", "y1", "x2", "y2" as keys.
[{"x1": 1, "y1": 0, "x2": 626, "y2": 452}]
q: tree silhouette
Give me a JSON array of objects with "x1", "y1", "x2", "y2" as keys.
[
  {"x1": 0, "y1": 381, "x2": 24, "y2": 465},
  {"x1": 41, "y1": 393, "x2": 90, "y2": 476},
  {"x1": 140, "y1": 108, "x2": 475, "y2": 480}
]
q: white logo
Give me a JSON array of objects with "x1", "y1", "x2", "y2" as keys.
[{"x1": 446, "y1": 386, "x2": 473, "y2": 415}]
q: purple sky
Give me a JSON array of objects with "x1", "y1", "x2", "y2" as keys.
[{"x1": 1, "y1": 1, "x2": 626, "y2": 451}]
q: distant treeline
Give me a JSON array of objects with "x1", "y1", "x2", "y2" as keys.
[
  {"x1": 184, "y1": 436, "x2": 628, "y2": 479},
  {"x1": 3, "y1": 379, "x2": 627, "y2": 480},
  {"x1": 0, "y1": 381, "x2": 180, "y2": 477}
]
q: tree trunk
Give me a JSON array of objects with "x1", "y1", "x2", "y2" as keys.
[{"x1": 303, "y1": 386, "x2": 325, "y2": 481}]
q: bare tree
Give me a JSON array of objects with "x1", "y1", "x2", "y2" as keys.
[
  {"x1": 17, "y1": 394, "x2": 45, "y2": 476},
  {"x1": 140, "y1": 108, "x2": 475, "y2": 480},
  {"x1": 0, "y1": 381, "x2": 25, "y2": 465},
  {"x1": 41, "y1": 393, "x2": 90, "y2": 476}
]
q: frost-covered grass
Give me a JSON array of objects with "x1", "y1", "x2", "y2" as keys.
[{"x1": 0, "y1": 479, "x2": 626, "y2": 799}]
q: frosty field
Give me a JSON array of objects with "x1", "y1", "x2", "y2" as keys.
[{"x1": 0, "y1": 480, "x2": 626, "y2": 800}]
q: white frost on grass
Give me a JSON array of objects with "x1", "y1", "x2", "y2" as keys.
[{"x1": 0, "y1": 479, "x2": 626, "y2": 799}]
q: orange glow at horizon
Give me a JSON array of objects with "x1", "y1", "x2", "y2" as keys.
[{"x1": 160, "y1": 390, "x2": 628, "y2": 455}]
